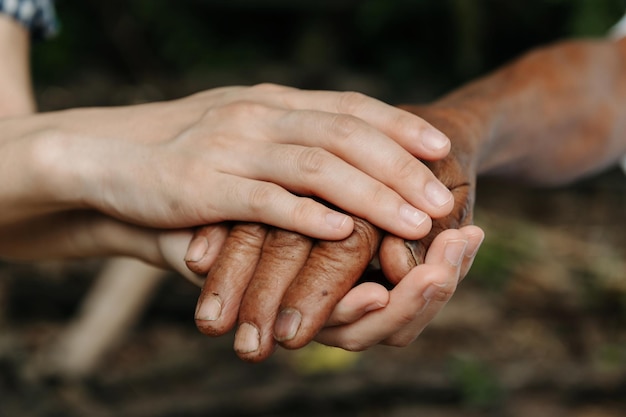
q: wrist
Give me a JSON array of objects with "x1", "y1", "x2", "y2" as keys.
[
  {"x1": 0, "y1": 119, "x2": 79, "y2": 225},
  {"x1": 431, "y1": 87, "x2": 509, "y2": 177},
  {"x1": 25, "y1": 109, "x2": 147, "y2": 219},
  {"x1": 8, "y1": 116, "x2": 105, "y2": 224},
  {"x1": 405, "y1": 103, "x2": 486, "y2": 178},
  {"x1": 28, "y1": 126, "x2": 92, "y2": 211}
]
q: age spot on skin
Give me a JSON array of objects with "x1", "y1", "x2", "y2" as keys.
[{"x1": 321, "y1": 290, "x2": 328, "y2": 297}]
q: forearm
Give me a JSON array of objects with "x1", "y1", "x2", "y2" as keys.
[
  {"x1": 434, "y1": 37, "x2": 626, "y2": 185},
  {"x1": 0, "y1": 14, "x2": 36, "y2": 116},
  {"x1": 0, "y1": 211, "x2": 159, "y2": 261},
  {"x1": 0, "y1": 209, "x2": 203, "y2": 284},
  {"x1": 0, "y1": 102, "x2": 193, "y2": 228},
  {"x1": 0, "y1": 116, "x2": 83, "y2": 227}
]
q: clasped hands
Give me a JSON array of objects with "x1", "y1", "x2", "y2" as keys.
[
  {"x1": 1, "y1": 84, "x2": 483, "y2": 362},
  {"x1": 185, "y1": 103, "x2": 485, "y2": 362}
]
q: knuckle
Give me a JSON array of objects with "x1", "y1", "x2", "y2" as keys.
[
  {"x1": 212, "y1": 100, "x2": 269, "y2": 120},
  {"x1": 246, "y1": 184, "x2": 278, "y2": 215},
  {"x1": 330, "y1": 231, "x2": 362, "y2": 254},
  {"x1": 329, "y1": 114, "x2": 362, "y2": 141},
  {"x1": 394, "y1": 311, "x2": 419, "y2": 328},
  {"x1": 268, "y1": 220, "x2": 313, "y2": 249},
  {"x1": 340, "y1": 337, "x2": 368, "y2": 352},
  {"x1": 286, "y1": 198, "x2": 317, "y2": 229},
  {"x1": 365, "y1": 182, "x2": 391, "y2": 210},
  {"x1": 220, "y1": 223, "x2": 268, "y2": 258},
  {"x1": 430, "y1": 285, "x2": 456, "y2": 303},
  {"x1": 230, "y1": 222, "x2": 268, "y2": 243},
  {"x1": 296, "y1": 146, "x2": 330, "y2": 177},
  {"x1": 393, "y1": 111, "x2": 421, "y2": 136},
  {"x1": 353, "y1": 218, "x2": 382, "y2": 247},
  {"x1": 325, "y1": 218, "x2": 381, "y2": 260},
  {"x1": 393, "y1": 155, "x2": 420, "y2": 183},
  {"x1": 336, "y1": 91, "x2": 368, "y2": 114}
]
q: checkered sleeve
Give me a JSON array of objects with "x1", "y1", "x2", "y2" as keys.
[{"x1": 0, "y1": 0, "x2": 58, "y2": 39}]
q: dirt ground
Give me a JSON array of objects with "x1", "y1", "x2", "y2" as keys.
[{"x1": 0, "y1": 167, "x2": 624, "y2": 417}]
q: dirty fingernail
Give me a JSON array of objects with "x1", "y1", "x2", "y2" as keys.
[
  {"x1": 234, "y1": 323, "x2": 260, "y2": 354},
  {"x1": 274, "y1": 308, "x2": 302, "y2": 342},
  {"x1": 326, "y1": 212, "x2": 349, "y2": 229},
  {"x1": 185, "y1": 236, "x2": 209, "y2": 263},
  {"x1": 425, "y1": 181, "x2": 453, "y2": 208},
  {"x1": 195, "y1": 294, "x2": 222, "y2": 321},
  {"x1": 421, "y1": 128, "x2": 450, "y2": 151},
  {"x1": 400, "y1": 204, "x2": 428, "y2": 229},
  {"x1": 444, "y1": 239, "x2": 468, "y2": 266}
]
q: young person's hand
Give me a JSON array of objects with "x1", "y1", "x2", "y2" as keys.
[{"x1": 1, "y1": 84, "x2": 455, "y2": 249}]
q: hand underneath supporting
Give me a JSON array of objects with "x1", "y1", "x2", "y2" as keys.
[
  {"x1": 191, "y1": 220, "x2": 481, "y2": 362},
  {"x1": 315, "y1": 225, "x2": 483, "y2": 350},
  {"x1": 191, "y1": 104, "x2": 484, "y2": 361}
]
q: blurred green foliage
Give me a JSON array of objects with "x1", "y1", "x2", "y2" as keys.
[
  {"x1": 465, "y1": 236, "x2": 516, "y2": 291},
  {"x1": 447, "y1": 354, "x2": 504, "y2": 409},
  {"x1": 33, "y1": 0, "x2": 626, "y2": 103}
]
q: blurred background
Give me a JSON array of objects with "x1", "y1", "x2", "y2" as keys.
[{"x1": 1, "y1": 0, "x2": 625, "y2": 416}]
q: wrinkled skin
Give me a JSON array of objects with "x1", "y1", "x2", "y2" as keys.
[{"x1": 192, "y1": 105, "x2": 481, "y2": 362}]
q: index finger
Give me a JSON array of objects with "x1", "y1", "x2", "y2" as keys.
[{"x1": 248, "y1": 84, "x2": 451, "y2": 160}]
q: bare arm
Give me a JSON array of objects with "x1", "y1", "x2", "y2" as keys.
[
  {"x1": 434, "y1": 37, "x2": 626, "y2": 185},
  {"x1": 0, "y1": 15, "x2": 35, "y2": 115}
]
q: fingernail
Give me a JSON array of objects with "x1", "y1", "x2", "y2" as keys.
[
  {"x1": 399, "y1": 204, "x2": 429, "y2": 229},
  {"x1": 364, "y1": 301, "x2": 386, "y2": 313},
  {"x1": 195, "y1": 294, "x2": 222, "y2": 321},
  {"x1": 425, "y1": 181, "x2": 453, "y2": 208},
  {"x1": 423, "y1": 283, "x2": 448, "y2": 302},
  {"x1": 326, "y1": 212, "x2": 349, "y2": 229},
  {"x1": 274, "y1": 308, "x2": 301, "y2": 342},
  {"x1": 444, "y1": 239, "x2": 468, "y2": 266},
  {"x1": 234, "y1": 322, "x2": 260, "y2": 354},
  {"x1": 185, "y1": 236, "x2": 209, "y2": 263},
  {"x1": 421, "y1": 128, "x2": 450, "y2": 151},
  {"x1": 466, "y1": 234, "x2": 485, "y2": 259}
]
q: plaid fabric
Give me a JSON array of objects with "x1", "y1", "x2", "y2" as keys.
[{"x1": 0, "y1": 0, "x2": 57, "y2": 39}]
